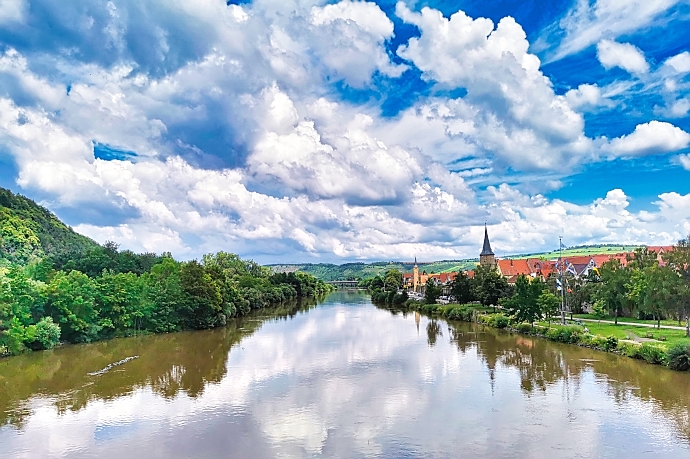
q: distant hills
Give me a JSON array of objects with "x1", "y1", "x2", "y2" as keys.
[
  {"x1": 270, "y1": 245, "x2": 644, "y2": 281},
  {"x1": 0, "y1": 187, "x2": 99, "y2": 264}
]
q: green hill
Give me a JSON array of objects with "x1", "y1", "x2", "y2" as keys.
[
  {"x1": 270, "y1": 245, "x2": 644, "y2": 281},
  {"x1": 0, "y1": 187, "x2": 99, "y2": 264}
]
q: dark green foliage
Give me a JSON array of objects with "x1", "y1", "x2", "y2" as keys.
[
  {"x1": 30, "y1": 317, "x2": 61, "y2": 350},
  {"x1": 441, "y1": 305, "x2": 473, "y2": 322},
  {"x1": 476, "y1": 313, "x2": 508, "y2": 328},
  {"x1": 474, "y1": 264, "x2": 511, "y2": 307},
  {"x1": 449, "y1": 271, "x2": 475, "y2": 303},
  {"x1": 0, "y1": 248, "x2": 332, "y2": 356},
  {"x1": 667, "y1": 343, "x2": 690, "y2": 371},
  {"x1": 544, "y1": 326, "x2": 583, "y2": 344},
  {"x1": 504, "y1": 275, "x2": 545, "y2": 325},
  {"x1": 424, "y1": 278, "x2": 442, "y2": 304},
  {"x1": 0, "y1": 188, "x2": 99, "y2": 264}
]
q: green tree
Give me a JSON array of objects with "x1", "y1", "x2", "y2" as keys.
[
  {"x1": 626, "y1": 247, "x2": 659, "y2": 270},
  {"x1": 424, "y1": 278, "x2": 442, "y2": 304},
  {"x1": 383, "y1": 269, "x2": 403, "y2": 291},
  {"x1": 537, "y1": 290, "x2": 561, "y2": 325},
  {"x1": 504, "y1": 275, "x2": 544, "y2": 325},
  {"x1": 629, "y1": 265, "x2": 682, "y2": 329},
  {"x1": 95, "y1": 271, "x2": 146, "y2": 336},
  {"x1": 45, "y1": 270, "x2": 99, "y2": 343},
  {"x1": 180, "y1": 260, "x2": 222, "y2": 329},
  {"x1": 474, "y1": 265, "x2": 510, "y2": 309},
  {"x1": 596, "y1": 259, "x2": 631, "y2": 324},
  {"x1": 663, "y1": 235, "x2": 690, "y2": 336},
  {"x1": 449, "y1": 271, "x2": 475, "y2": 304},
  {"x1": 142, "y1": 257, "x2": 184, "y2": 333}
]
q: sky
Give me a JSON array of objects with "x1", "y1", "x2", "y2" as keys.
[{"x1": 0, "y1": 0, "x2": 689, "y2": 263}]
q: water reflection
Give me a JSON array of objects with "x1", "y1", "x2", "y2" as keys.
[
  {"x1": 0, "y1": 299, "x2": 318, "y2": 429},
  {"x1": 0, "y1": 292, "x2": 688, "y2": 458}
]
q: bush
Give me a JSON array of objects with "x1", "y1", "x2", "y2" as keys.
[
  {"x1": 477, "y1": 313, "x2": 510, "y2": 329},
  {"x1": 638, "y1": 343, "x2": 667, "y2": 365},
  {"x1": 618, "y1": 342, "x2": 642, "y2": 358},
  {"x1": 603, "y1": 336, "x2": 619, "y2": 352},
  {"x1": 592, "y1": 300, "x2": 608, "y2": 319},
  {"x1": 491, "y1": 314, "x2": 509, "y2": 329},
  {"x1": 442, "y1": 306, "x2": 473, "y2": 322},
  {"x1": 514, "y1": 323, "x2": 533, "y2": 334},
  {"x1": 31, "y1": 317, "x2": 61, "y2": 350},
  {"x1": 667, "y1": 343, "x2": 690, "y2": 371},
  {"x1": 544, "y1": 325, "x2": 583, "y2": 344}
]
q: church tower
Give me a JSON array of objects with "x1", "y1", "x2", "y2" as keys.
[
  {"x1": 480, "y1": 225, "x2": 496, "y2": 269},
  {"x1": 413, "y1": 256, "x2": 419, "y2": 292}
]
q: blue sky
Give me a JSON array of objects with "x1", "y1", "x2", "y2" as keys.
[{"x1": 0, "y1": 0, "x2": 689, "y2": 262}]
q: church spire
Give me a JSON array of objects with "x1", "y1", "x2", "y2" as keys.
[{"x1": 481, "y1": 224, "x2": 494, "y2": 256}]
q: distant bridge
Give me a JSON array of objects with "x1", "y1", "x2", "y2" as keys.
[{"x1": 326, "y1": 280, "x2": 361, "y2": 288}]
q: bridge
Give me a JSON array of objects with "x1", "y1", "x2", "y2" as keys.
[{"x1": 326, "y1": 280, "x2": 361, "y2": 288}]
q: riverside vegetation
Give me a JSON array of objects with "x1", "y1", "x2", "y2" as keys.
[
  {"x1": 365, "y1": 238, "x2": 690, "y2": 373},
  {"x1": 0, "y1": 187, "x2": 332, "y2": 356}
]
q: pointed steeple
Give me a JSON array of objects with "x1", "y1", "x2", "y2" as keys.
[
  {"x1": 414, "y1": 256, "x2": 417, "y2": 266},
  {"x1": 480, "y1": 224, "x2": 494, "y2": 256}
]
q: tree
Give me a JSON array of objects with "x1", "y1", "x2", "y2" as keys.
[
  {"x1": 424, "y1": 278, "x2": 442, "y2": 304},
  {"x1": 596, "y1": 259, "x2": 631, "y2": 324},
  {"x1": 537, "y1": 290, "x2": 561, "y2": 325},
  {"x1": 449, "y1": 271, "x2": 474, "y2": 304},
  {"x1": 383, "y1": 269, "x2": 403, "y2": 291},
  {"x1": 504, "y1": 275, "x2": 544, "y2": 325},
  {"x1": 44, "y1": 270, "x2": 99, "y2": 343},
  {"x1": 180, "y1": 260, "x2": 222, "y2": 330},
  {"x1": 663, "y1": 235, "x2": 690, "y2": 336},
  {"x1": 474, "y1": 264, "x2": 510, "y2": 309},
  {"x1": 626, "y1": 247, "x2": 659, "y2": 270}
]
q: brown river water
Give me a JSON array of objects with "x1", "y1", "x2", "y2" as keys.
[{"x1": 1, "y1": 290, "x2": 689, "y2": 458}]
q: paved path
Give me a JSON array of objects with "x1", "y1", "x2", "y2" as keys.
[{"x1": 578, "y1": 317, "x2": 688, "y2": 331}]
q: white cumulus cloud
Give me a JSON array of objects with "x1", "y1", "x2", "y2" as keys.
[
  {"x1": 596, "y1": 39, "x2": 649, "y2": 74},
  {"x1": 608, "y1": 121, "x2": 690, "y2": 157}
]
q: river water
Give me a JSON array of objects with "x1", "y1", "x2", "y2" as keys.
[{"x1": 1, "y1": 291, "x2": 689, "y2": 458}]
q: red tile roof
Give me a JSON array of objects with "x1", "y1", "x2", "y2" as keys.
[{"x1": 497, "y1": 259, "x2": 531, "y2": 277}]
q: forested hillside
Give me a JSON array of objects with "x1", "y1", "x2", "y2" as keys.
[
  {"x1": 0, "y1": 188, "x2": 99, "y2": 264},
  {"x1": 0, "y1": 188, "x2": 332, "y2": 357}
]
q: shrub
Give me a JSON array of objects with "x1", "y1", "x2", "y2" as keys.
[
  {"x1": 443, "y1": 306, "x2": 473, "y2": 322},
  {"x1": 544, "y1": 326, "x2": 583, "y2": 344},
  {"x1": 532, "y1": 325, "x2": 549, "y2": 336},
  {"x1": 31, "y1": 317, "x2": 61, "y2": 350},
  {"x1": 603, "y1": 336, "x2": 619, "y2": 352},
  {"x1": 638, "y1": 343, "x2": 667, "y2": 365},
  {"x1": 476, "y1": 313, "x2": 509, "y2": 328},
  {"x1": 592, "y1": 300, "x2": 608, "y2": 319},
  {"x1": 419, "y1": 303, "x2": 440, "y2": 315},
  {"x1": 667, "y1": 343, "x2": 690, "y2": 371},
  {"x1": 515, "y1": 323, "x2": 533, "y2": 334},
  {"x1": 491, "y1": 314, "x2": 509, "y2": 329},
  {"x1": 618, "y1": 342, "x2": 642, "y2": 358}
]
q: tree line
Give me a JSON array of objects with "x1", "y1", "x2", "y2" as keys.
[
  {"x1": 0, "y1": 242, "x2": 333, "y2": 356},
  {"x1": 365, "y1": 236, "x2": 690, "y2": 336}
]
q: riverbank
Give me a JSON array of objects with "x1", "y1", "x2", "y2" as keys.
[{"x1": 385, "y1": 302, "x2": 690, "y2": 372}]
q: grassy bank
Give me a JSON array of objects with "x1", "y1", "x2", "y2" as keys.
[
  {"x1": 396, "y1": 302, "x2": 690, "y2": 372},
  {"x1": 573, "y1": 314, "x2": 685, "y2": 329}
]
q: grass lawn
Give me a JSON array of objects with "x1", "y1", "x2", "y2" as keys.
[
  {"x1": 573, "y1": 314, "x2": 684, "y2": 328},
  {"x1": 574, "y1": 322, "x2": 690, "y2": 348}
]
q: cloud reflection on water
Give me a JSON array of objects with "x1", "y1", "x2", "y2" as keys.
[{"x1": 0, "y1": 291, "x2": 689, "y2": 458}]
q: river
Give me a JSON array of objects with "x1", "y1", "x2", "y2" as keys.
[{"x1": 1, "y1": 291, "x2": 689, "y2": 458}]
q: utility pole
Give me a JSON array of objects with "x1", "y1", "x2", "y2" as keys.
[{"x1": 560, "y1": 236, "x2": 566, "y2": 325}]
